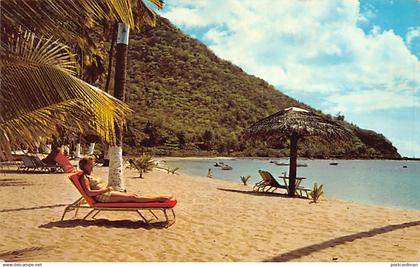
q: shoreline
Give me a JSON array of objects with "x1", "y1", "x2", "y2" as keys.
[
  {"x1": 168, "y1": 167, "x2": 420, "y2": 213},
  {"x1": 155, "y1": 156, "x2": 420, "y2": 162},
  {"x1": 156, "y1": 156, "x2": 420, "y2": 212},
  {"x1": 1, "y1": 167, "x2": 419, "y2": 262}
]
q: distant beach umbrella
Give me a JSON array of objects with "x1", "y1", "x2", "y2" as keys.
[{"x1": 244, "y1": 107, "x2": 351, "y2": 197}]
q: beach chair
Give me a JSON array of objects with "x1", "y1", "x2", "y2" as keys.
[
  {"x1": 54, "y1": 152, "x2": 77, "y2": 173},
  {"x1": 253, "y1": 170, "x2": 288, "y2": 193},
  {"x1": 17, "y1": 155, "x2": 61, "y2": 172},
  {"x1": 61, "y1": 172, "x2": 177, "y2": 226}
]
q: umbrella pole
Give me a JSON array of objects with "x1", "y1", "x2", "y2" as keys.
[{"x1": 288, "y1": 132, "x2": 298, "y2": 197}]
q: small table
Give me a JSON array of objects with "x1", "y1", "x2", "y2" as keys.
[{"x1": 279, "y1": 176, "x2": 308, "y2": 197}]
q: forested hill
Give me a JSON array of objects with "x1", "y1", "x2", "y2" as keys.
[{"x1": 122, "y1": 16, "x2": 400, "y2": 159}]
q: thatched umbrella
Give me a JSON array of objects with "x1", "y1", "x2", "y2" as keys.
[{"x1": 244, "y1": 107, "x2": 350, "y2": 197}]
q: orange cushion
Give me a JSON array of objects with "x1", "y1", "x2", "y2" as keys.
[
  {"x1": 68, "y1": 172, "x2": 177, "y2": 208},
  {"x1": 69, "y1": 171, "x2": 96, "y2": 206},
  {"x1": 55, "y1": 152, "x2": 76, "y2": 173},
  {"x1": 93, "y1": 199, "x2": 177, "y2": 208}
]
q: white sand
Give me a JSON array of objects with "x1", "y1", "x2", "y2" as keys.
[{"x1": 0, "y1": 165, "x2": 419, "y2": 262}]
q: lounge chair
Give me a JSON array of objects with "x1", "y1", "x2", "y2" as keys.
[
  {"x1": 296, "y1": 186, "x2": 311, "y2": 198},
  {"x1": 253, "y1": 170, "x2": 288, "y2": 193},
  {"x1": 17, "y1": 155, "x2": 61, "y2": 172},
  {"x1": 61, "y1": 172, "x2": 177, "y2": 226},
  {"x1": 54, "y1": 152, "x2": 77, "y2": 173}
]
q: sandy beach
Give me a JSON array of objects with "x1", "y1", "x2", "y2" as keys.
[{"x1": 0, "y1": 164, "x2": 419, "y2": 262}]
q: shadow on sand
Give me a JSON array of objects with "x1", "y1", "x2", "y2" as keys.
[
  {"x1": 39, "y1": 218, "x2": 170, "y2": 230},
  {"x1": 0, "y1": 204, "x2": 68, "y2": 213},
  {"x1": 0, "y1": 169, "x2": 60, "y2": 175},
  {"x1": 264, "y1": 220, "x2": 420, "y2": 262},
  {"x1": 0, "y1": 178, "x2": 34, "y2": 187},
  {"x1": 0, "y1": 246, "x2": 48, "y2": 262},
  {"x1": 217, "y1": 188, "x2": 289, "y2": 198}
]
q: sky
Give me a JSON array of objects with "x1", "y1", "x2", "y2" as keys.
[{"x1": 158, "y1": 0, "x2": 420, "y2": 158}]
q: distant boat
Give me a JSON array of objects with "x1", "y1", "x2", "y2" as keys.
[
  {"x1": 214, "y1": 162, "x2": 224, "y2": 167},
  {"x1": 403, "y1": 165, "x2": 407, "y2": 168},
  {"x1": 274, "y1": 162, "x2": 308, "y2": 167},
  {"x1": 221, "y1": 164, "x2": 233, "y2": 170},
  {"x1": 274, "y1": 162, "x2": 289, "y2": 166},
  {"x1": 329, "y1": 162, "x2": 339, "y2": 166}
]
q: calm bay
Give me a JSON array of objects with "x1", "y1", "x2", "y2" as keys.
[{"x1": 166, "y1": 158, "x2": 420, "y2": 210}]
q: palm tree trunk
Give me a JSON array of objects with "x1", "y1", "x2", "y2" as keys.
[
  {"x1": 288, "y1": 132, "x2": 298, "y2": 197},
  {"x1": 74, "y1": 134, "x2": 81, "y2": 158},
  {"x1": 88, "y1": 142, "x2": 95, "y2": 155},
  {"x1": 108, "y1": 23, "x2": 129, "y2": 191},
  {"x1": 104, "y1": 22, "x2": 117, "y2": 93},
  {"x1": 74, "y1": 143, "x2": 81, "y2": 158},
  {"x1": 102, "y1": 22, "x2": 117, "y2": 167}
]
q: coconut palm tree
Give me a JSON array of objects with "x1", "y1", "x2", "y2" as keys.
[
  {"x1": 1, "y1": 1, "x2": 164, "y2": 189},
  {"x1": 0, "y1": 32, "x2": 130, "y2": 160},
  {"x1": 105, "y1": 1, "x2": 164, "y2": 191}
]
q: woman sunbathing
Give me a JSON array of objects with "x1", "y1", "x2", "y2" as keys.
[{"x1": 79, "y1": 157, "x2": 173, "y2": 203}]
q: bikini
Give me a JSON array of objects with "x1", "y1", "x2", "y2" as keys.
[{"x1": 86, "y1": 175, "x2": 113, "y2": 202}]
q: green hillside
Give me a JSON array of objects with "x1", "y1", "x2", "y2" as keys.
[{"x1": 121, "y1": 17, "x2": 400, "y2": 159}]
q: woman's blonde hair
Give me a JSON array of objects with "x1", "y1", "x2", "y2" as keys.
[{"x1": 78, "y1": 156, "x2": 95, "y2": 170}]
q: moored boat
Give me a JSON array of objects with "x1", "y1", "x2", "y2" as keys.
[
  {"x1": 274, "y1": 162, "x2": 289, "y2": 166},
  {"x1": 221, "y1": 164, "x2": 233, "y2": 170}
]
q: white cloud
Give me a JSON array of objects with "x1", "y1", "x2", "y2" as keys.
[
  {"x1": 203, "y1": 28, "x2": 228, "y2": 43},
  {"x1": 406, "y1": 27, "x2": 420, "y2": 47},
  {"x1": 161, "y1": 0, "x2": 419, "y2": 101},
  {"x1": 324, "y1": 90, "x2": 420, "y2": 113},
  {"x1": 163, "y1": 7, "x2": 207, "y2": 27},
  {"x1": 357, "y1": 2, "x2": 377, "y2": 25},
  {"x1": 160, "y1": 0, "x2": 420, "y2": 156}
]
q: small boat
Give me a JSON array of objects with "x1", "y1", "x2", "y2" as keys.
[
  {"x1": 297, "y1": 163, "x2": 308, "y2": 167},
  {"x1": 221, "y1": 164, "x2": 233, "y2": 170},
  {"x1": 329, "y1": 162, "x2": 338, "y2": 166},
  {"x1": 403, "y1": 165, "x2": 407, "y2": 168},
  {"x1": 274, "y1": 162, "x2": 289, "y2": 166},
  {"x1": 214, "y1": 162, "x2": 224, "y2": 167}
]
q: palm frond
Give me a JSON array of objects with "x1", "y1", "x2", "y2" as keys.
[
  {"x1": 1, "y1": 0, "x2": 164, "y2": 41},
  {"x1": 0, "y1": 33, "x2": 131, "y2": 160},
  {"x1": 132, "y1": 0, "x2": 164, "y2": 28}
]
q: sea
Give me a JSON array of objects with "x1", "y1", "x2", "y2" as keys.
[{"x1": 164, "y1": 158, "x2": 420, "y2": 211}]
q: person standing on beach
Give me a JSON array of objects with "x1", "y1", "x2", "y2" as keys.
[
  {"x1": 207, "y1": 168, "x2": 213, "y2": 178},
  {"x1": 79, "y1": 157, "x2": 173, "y2": 203}
]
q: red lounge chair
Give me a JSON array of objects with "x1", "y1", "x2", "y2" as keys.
[
  {"x1": 54, "y1": 152, "x2": 76, "y2": 173},
  {"x1": 61, "y1": 172, "x2": 177, "y2": 226}
]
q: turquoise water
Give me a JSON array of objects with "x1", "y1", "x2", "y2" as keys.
[{"x1": 165, "y1": 158, "x2": 420, "y2": 210}]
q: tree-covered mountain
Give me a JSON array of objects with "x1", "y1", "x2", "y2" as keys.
[{"x1": 121, "y1": 17, "x2": 400, "y2": 159}]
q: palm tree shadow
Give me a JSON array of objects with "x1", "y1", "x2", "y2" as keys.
[
  {"x1": 127, "y1": 176, "x2": 144, "y2": 179},
  {"x1": 39, "y1": 218, "x2": 170, "y2": 230},
  {"x1": 0, "y1": 204, "x2": 68, "y2": 213},
  {"x1": 0, "y1": 178, "x2": 34, "y2": 187},
  {"x1": 217, "y1": 188, "x2": 289, "y2": 198},
  {"x1": 0, "y1": 246, "x2": 47, "y2": 262},
  {"x1": 264, "y1": 220, "x2": 420, "y2": 262}
]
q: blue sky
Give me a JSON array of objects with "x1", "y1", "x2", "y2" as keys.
[{"x1": 158, "y1": 0, "x2": 420, "y2": 157}]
